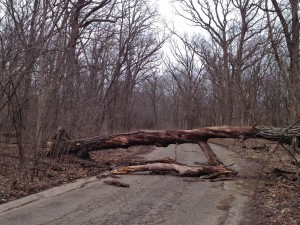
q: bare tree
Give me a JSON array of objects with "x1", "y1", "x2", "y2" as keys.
[
  {"x1": 165, "y1": 36, "x2": 206, "y2": 129},
  {"x1": 265, "y1": 0, "x2": 300, "y2": 123},
  {"x1": 143, "y1": 75, "x2": 163, "y2": 129},
  {"x1": 60, "y1": 0, "x2": 117, "y2": 135},
  {"x1": 96, "y1": 0, "x2": 164, "y2": 132},
  {"x1": 0, "y1": 0, "x2": 49, "y2": 164},
  {"x1": 173, "y1": 0, "x2": 267, "y2": 125}
]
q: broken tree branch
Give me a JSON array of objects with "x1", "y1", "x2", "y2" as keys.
[
  {"x1": 197, "y1": 141, "x2": 222, "y2": 165},
  {"x1": 111, "y1": 163, "x2": 236, "y2": 177}
]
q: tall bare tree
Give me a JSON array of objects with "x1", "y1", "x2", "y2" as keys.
[
  {"x1": 265, "y1": 0, "x2": 300, "y2": 123},
  {"x1": 165, "y1": 36, "x2": 206, "y2": 129},
  {"x1": 173, "y1": 0, "x2": 267, "y2": 125}
]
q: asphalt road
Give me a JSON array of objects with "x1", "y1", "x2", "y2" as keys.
[{"x1": 0, "y1": 143, "x2": 258, "y2": 225}]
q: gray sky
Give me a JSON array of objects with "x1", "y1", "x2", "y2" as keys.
[
  {"x1": 156, "y1": 0, "x2": 197, "y2": 35},
  {"x1": 154, "y1": 0, "x2": 201, "y2": 60}
]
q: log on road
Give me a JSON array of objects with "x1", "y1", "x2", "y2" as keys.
[
  {"x1": 49, "y1": 126, "x2": 300, "y2": 165},
  {"x1": 111, "y1": 163, "x2": 236, "y2": 177}
]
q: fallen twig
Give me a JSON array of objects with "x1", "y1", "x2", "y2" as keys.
[{"x1": 103, "y1": 180, "x2": 130, "y2": 188}]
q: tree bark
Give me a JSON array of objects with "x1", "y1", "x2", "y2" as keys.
[{"x1": 49, "y1": 125, "x2": 300, "y2": 163}]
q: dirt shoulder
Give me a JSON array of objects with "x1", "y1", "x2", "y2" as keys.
[
  {"x1": 0, "y1": 144, "x2": 153, "y2": 204},
  {"x1": 210, "y1": 138, "x2": 300, "y2": 225}
]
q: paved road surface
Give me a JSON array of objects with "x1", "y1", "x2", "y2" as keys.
[{"x1": 0, "y1": 143, "x2": 258, "y2": 225}]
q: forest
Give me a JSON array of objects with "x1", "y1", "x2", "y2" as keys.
[
  {"x1": 0, "y1": 2, "x2": 300, "y2": 224},
  {"x1": 0, "y1": 0, "x2": 299, "y2": 157}
]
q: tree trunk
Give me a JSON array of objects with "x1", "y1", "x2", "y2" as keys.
[{"x1": 49, "y1": 125, "x2": 300, "y2": 164}]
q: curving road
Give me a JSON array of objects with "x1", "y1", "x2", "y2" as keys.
[{"x1": 0, "y1": 143, "x2": 258, "y2": 225}]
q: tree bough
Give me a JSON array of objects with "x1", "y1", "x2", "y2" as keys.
[{"x1": 49, "y1": 125, "x2": 300, "y2": 166}]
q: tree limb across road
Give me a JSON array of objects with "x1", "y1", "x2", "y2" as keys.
[
  {"x1": 49, "y1": 126, "x2": 299, "y2": 165},
  {"x1": 111, "y1": 162, "x2": 235, "y2": 177}
]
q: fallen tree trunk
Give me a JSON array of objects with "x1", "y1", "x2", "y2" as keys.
[
  {"x1": 111, "y1": 163, "x2": 236, "y2": 177},
  {"x1": 49, "y1": 126, "x2": 300, "y2": 164}
]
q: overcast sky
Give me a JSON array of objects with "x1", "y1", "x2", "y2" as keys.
[
  {"x1": 154, "y1": 0, "x2": 200, "y2": 59},
  {"x1": 155, "y1": 0, "x2": 197, "y2": 35}
]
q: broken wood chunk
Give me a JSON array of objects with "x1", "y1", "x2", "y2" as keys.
[
  {"x1": 103, "y1": 180, "x2": 130, "y2": 188},
  {"x1": 110, "y1": 175, "x2": 121, "y2": 179}
]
